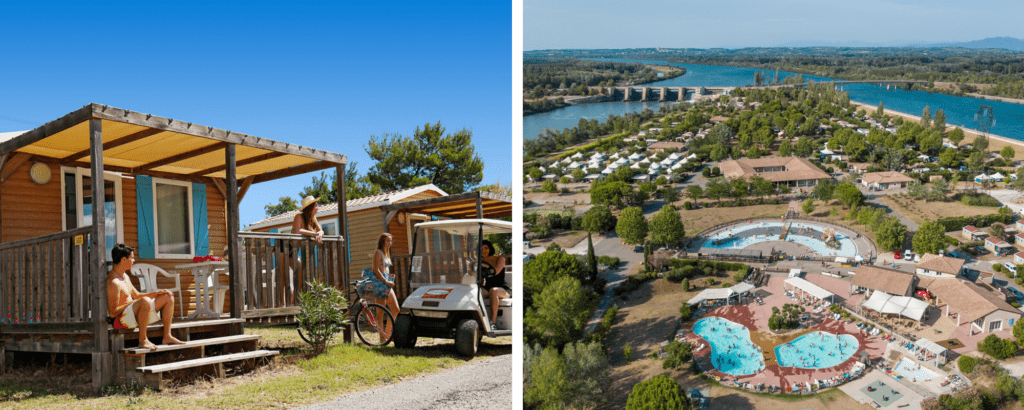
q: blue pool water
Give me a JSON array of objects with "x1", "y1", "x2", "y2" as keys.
[
  {"x1": 703, "y1": 222, "x2": 858, "y2": 257},
  {"x1": 775, "y1": 331, "x2": 859, "y2": 369},
  {"x1": 894, "y1": 357, "x2": 938, "y2": 381},
  {"x1": 693, "y1": 316, "x2": 765, "y2": 376}
]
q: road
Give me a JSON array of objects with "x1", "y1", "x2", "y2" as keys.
[
  {"x1": 582, "y1": 232, "x2": 644, "y2": 334},
  {"x1": 294, "y1": 354, "x2": 512, "y2": 410}
]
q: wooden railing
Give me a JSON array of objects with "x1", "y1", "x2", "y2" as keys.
[
  {"x1": 237, "y1": 232, "x2": 347, "y2": 316},
  {"x1": 0, "y1": 227, "x2": 95, "y2": 328}
]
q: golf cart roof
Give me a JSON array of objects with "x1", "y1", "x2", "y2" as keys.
[{"x1": 413, "y1": 219, "x2": 513, "y2": 235}]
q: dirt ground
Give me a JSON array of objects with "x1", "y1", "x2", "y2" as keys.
[
  {"x1": 599, "y1": 277, "x2": 872, "y2": 410},
  {"x1": 524, "y1": 190, "x2": 591, "y2": 205},
  {"x1": 528, "y1": 230, "x2": 588, "y2": 250},
  {"x1": 681, "y1": 202, "x2": 789, "y2": 236},
  {"x1": 878, "y1": 195, "x2": 997, "y2": 226}
]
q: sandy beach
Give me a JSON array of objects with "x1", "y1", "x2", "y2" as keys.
[{"x1": 850, "y1": 100, "x2": 1024, "y2": 161}]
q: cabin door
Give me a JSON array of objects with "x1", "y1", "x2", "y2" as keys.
[{"x1": 62, "y1": 168, "x2": 124, "y2": 261}]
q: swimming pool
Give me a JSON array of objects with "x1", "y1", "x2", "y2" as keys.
[
  {"x1": 702, "y1": 221, "x2": 859, "y2": 257},
  {"x1": 894, "y1": 357, "x2": 938, "y2": 381},
  {"x1": 693, "y1": 316, "x2": 765, "y2": 376},
  {"x1": 775, "y1": 331, "x2": 859, "y2": 369}
]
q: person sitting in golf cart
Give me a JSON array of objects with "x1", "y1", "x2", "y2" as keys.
[{"x1": 480, "y1": 240, "x2": 509, "y2": 330}]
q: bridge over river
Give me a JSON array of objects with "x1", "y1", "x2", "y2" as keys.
[{"x1": 588, "y1": 86, "x2": 735, "y2": 102}]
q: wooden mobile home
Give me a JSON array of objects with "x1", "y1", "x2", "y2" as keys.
[{"x1": 0, "y1": 103, "x2": 351, "y2": 390}]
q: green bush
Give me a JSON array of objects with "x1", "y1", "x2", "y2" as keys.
[
  {"x1": 662, "y1": 340, "x2": 693, "y2": 370},
  {"x1": 679, "y1": 303, "x2": 693, "y2": 321},
  {"x1": 297, "y1": 279, "x2": 350, "y2": 354},
  {"x1": 626, "y1": 375, "x2": 689, "y2": 410},
  {"x1": 597, "y1": 255, "x2": 621, "y2": 268},
  {"x1": 683, "y1": 201, "x2": 693, "y2": 210},
  {"x1": 995, "y1": 264, "x2": 1004, "y2": 273},
  {"x1": 959, "y1": 355, "x2": 978, "y2": 374},
  {"x1": 614, "y1": 271, "x2": 658, "y2": 296},
  {"x1": 624, "y1": 342, "x2": 634, "y2": 363},
  {"x1": 959, "y1": 193, "x2": 1002, "y2": 207},
  {"x1": 681, "y1": 278, "x2": 690, "y2": 292},
  {"x1": 733, "y1": 270, "x2": 747, "y2": 283},
  {"x1": 979, "y1": 334, "x2": 1017, "y2": 360}
]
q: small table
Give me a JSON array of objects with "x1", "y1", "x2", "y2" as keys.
[{"x1": 175, "y1": 261, "x2": 230, "y2": 319}]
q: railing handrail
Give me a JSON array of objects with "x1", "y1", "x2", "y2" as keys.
[
  {"x1": 238, "y1": 231, "x2": 344, "y2": 242},
  {"x1": 0, "y1": 226, "x2": 93, "y2": 252}
]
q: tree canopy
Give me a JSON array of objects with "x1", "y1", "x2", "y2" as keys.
[
  {"x1": 527, "y1": 276, "x2": 593, "y2": 348},
  {"x1": 625, "y1": 375, "x2": 689, "y2": 410},
  {"x1": 649, "y1": 205, "x2": 685, "y2": 246},
  {"x1": 876, "y1": 218, "x2": 908, "y2": 251},
  {"x1": 912, "y1": 221, "x2": 948, "y2": 255},
  {"x1": 524, "y1": 250, "x2": 584, "y2": 304},
  {"x1": 616, "y1": 207, "x2": 649, "y2": 245},
  {"x1": 365, "y1": 121, "x2": 484, "y2": 194}
]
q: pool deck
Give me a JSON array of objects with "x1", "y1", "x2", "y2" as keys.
[
  {"x1": 840, "y1": 370, "x2": 924, "y2": 409},
  {"x1": 692, "y1": 218, "x2": 878, "y2": 261},
  {"x1": 688, "y1": 274, "x2": 889, "y2": 392}
]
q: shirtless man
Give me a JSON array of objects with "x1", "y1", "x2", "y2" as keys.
[{"x1": 106, "y1": 243, "x2": 184, "y2": 350}]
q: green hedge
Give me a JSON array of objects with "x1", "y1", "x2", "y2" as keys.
[
  {"x1": 598, "y1": 255, "x2": 621, "y2": 268},
  {"x1": 935, "y1": 213, "x2": 1012, "y2": 232},
  {"x1": 614, "y1": 270, "x2": 658, "y2": 296}
]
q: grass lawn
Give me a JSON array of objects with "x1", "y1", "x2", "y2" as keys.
[
  {"x1": 878, "y1": 194, "x2": 997, "y2": 226},
  {"x1": 678, "y1": 202, "x2": 788, "y2": 236},
  {"x1": 0, "y1": 327, "x2": 510, "y2": 410}
]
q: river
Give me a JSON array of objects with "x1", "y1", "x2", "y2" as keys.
[{"x1": 524, "y1": 59, "x2": 1024, "y2": 143}]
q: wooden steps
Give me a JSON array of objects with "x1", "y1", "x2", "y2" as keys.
[
  {"x1": 138, "y1": 350, "x2": 278, "y2": 373},
  {"x1": 123, "y1": 334, "x2": 260, "y2": 354},
  {"x1": 112, "y1": 319, "x2": 277, "y2": 390}
]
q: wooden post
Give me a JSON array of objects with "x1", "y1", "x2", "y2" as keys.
[
  {"x1": 336, "y1": 163, "x2": 348, "y2": 288},
  {"x1": 336, "y1": 163, "x2": 351, "y2": 343},
  {"x1": 476, "y1": 196, "x2": 483, "y2": 219},
  {"x1": 88, "y1": 118, "x2": 111, "y2": 390},
  {"x1": 225, "y1": 144, "x2": 242, "y2": 320}
]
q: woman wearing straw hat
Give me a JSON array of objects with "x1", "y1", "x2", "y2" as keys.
[{"x1": 281, "y1": 196, "x2": 324, "y2": 303}]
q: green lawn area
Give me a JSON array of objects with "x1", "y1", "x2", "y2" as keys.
[{"x1": 0, "y1": 328, "x2": 510, "y2": 410}]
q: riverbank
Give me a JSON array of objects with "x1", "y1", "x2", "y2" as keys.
[{"x1": 849, "y1": 100, "x2": 1024, "y2": 161}]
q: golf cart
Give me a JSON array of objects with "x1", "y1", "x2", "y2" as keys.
[{"x1": 393, "y1": 219, "x2": 513, "y2": 357}]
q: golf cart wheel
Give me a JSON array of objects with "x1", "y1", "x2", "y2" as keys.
[
  {"x1": 455, "y1": 319, "x2": 479, "y2": 357},
  {"x1": 394, "y1": 314, "x2": 417, "y2": 348}
]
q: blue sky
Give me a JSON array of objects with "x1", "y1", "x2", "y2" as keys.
[
  {"x1": 525, "y1": 0, "x2": 1024, "y2": 50},
  {"x1": 0, "y1": 1, "x2": 511, "y2": 227}
]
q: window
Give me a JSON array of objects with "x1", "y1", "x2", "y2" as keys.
[
  {"x1": 322, "y1": 220, "x2": 337, "y2": 236},
  {"x1": 61, "y1": 168, "x2": 124, "y2": 261},
  {"x1": 990, "y1": 320, "x2": 1002, "y2": 332},
  {"x1": 153, "y1": 178, "x2": 194, "y2": 258}
]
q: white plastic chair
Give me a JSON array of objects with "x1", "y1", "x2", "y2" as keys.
[{"x1": 131, "y1": 263, "x2": 184, "y2": 318}]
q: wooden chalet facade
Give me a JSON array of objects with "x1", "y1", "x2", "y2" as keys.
[
  {"x1": 246, "y1": 184, "x2": 447, "y2": 276},
  {"x1": 0, "y1": 103, "x2": 351, "y2": 390},
  {"x1": 248, "y1": 189, "x2": 512, "y2": 303}
]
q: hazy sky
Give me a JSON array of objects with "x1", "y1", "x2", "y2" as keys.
[
  {"x1": 0, "y1": 1, "x2": 511, "y2": 227},
  {"x1": 526, "y1": 0, "x2": 1024, "y2": 50}
]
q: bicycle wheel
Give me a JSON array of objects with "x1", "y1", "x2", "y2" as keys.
[{"x1": 354, "y1": 302, "x2": 395, "y2": 346}]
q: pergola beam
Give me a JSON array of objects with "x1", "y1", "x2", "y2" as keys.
[
  {"x1": 188, "y1": 151, "x2": 287, "y2": 178},
  {"x1": 0, "y1": 153, "x2": 33, "y2": 184},
  {"x1": 89, "y1": 104, "x2": 346, "y2": 164},
  {"x1": 0, "y1": 104, "x2": 92, "y2": 156},
  {"x1": 60, "y1": 128, "x2": 166, "y2": 164},
  {"x1": 251, "y1": 161, "x2": 338, "y2": 184},
  {"x1": 134, "y1": 142, "x2": 229, "y2": 173}
]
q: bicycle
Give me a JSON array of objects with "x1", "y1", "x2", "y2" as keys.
[{"x1": 298, "y1": 281, "x2": 395, "y2": 347}]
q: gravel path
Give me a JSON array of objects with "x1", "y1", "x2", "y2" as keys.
[{"x1": 293, "y1": 355, "x2": 512, "y2": 410}]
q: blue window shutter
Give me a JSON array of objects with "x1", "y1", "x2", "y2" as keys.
[
  {"x1": 269, "y1": 228, "x2": 278, "y2": 265},
  {"x1": 192, "y1": 182, "x2": 209, "y2": 256},
  {"x1": 135, "y1": 175, "x2": 155, "y2": 259}
]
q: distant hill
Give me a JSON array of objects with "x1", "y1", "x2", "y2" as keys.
[{"x1": 907, "y1": 37, "x2": 1024, "y2": 51}]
